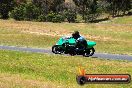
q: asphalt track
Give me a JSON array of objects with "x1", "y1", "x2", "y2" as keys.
[{"x1": 0, "y1": 45, "x2": 132, "y2": 61}]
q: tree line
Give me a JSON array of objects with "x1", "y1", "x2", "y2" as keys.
[{"x1": 0, "y1": 0, "x2": 131, "y2": 22}]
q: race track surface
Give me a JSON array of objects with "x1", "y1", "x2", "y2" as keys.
[{"x1": 0, "y1": 45, "x2": 132, "y2": 61}]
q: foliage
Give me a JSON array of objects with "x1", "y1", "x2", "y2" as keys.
[
  {"x1": 0, "y1": 0, "x2": 16, "y2": 19},
  {"x1": 37, "y1": 14, "x2": 46, "y2": 22},
  {"x1": 32, "y1": 0, "x2": 65, "y2": 14},
  {"x1": 52, "y1": 14, "x2": 64, "y2": 23},
  {"x1": 105, "y1": 0, "x2": 131, "y2": 16},
  {"x1": 10, "y1": 3, "x2": 41, "y2": 21},
  {"x1": 46, "y1": 12, "x2": 64, "y2": 22},
  {"x1": 47, "y1": 12, "x2": 64, "y2": 22},
  {"x1": 10, "y1": 3, "x2": 25, "y2": 20},
  {"x1": 64, "y1": 10, "x2": 77, "y2": 23},
  {"x1": 23, "y1": 3, "x2": 41, "y2": 21},
  {"x1": 46, "y1": 12, "x2": 56, "y2": 22},
  {"x1": 73, "y1": 0, "x2": 89, "y2": 19},
  {"x1": 73, "y1": 0, "x2": 100, "y2": 22},
  {"x1": 2, "y1": 0, "x2": 132, "y2": 22}
]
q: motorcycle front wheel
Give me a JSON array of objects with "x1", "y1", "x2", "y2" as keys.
[
  {"x1": 83, "y1": 48, "x2": 95, "y2": 57},
  {"x1": 52, "y1": 45, "x2": 63, "y2": 54}
]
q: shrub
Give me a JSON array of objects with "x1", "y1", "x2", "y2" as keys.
[
  {"x1": 37, "y1": 15, "x2": 46, "y2": 22},
  {"x1": 46, "y1": 12, "x2": 64, "y2": 22},
  {"x1": 0, "y1": 0, "x2": 15, "y2": 19},
  {"x1": 64, "y1": 10, "x2": 77, "y2": 23},
  {"x1": 84, "y1": 14, "x2": 99, "y2": 22},
  {"x1": 10, "y1": 4, "x2": 25, "y2": 20},
  {"x1": 10, "y1": 3, "x2": 41, "y2": 21},
  {"x1": 24, "y1": 3, "x2": 40, "y2": 21},
  {"x1": 46, "y1": 12, "x2": 56, "y2": 22},
  {"x1": 84, "y1": 0, "x2": 101, "y2": 23},
  {"x1": 52, "y1": 14, "x2": 64, "y2": 23}
]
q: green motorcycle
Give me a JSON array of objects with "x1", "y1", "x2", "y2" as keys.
[{"x1": 52, "y1": 36, "x2": 96, "y2": 57}]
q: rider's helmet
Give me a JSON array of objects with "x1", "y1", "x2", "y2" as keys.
[{"x1": 72, "y1": 31, "x2": 80, "y2": 39}]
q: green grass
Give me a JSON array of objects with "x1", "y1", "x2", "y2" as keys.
[
  {"x1": 109, "y1": 16, "x2": 132, "y2": 24},
  {"x1": 0, "y1": 50, "x2": 132, "y2": 88},
  {"x1": 0, "y1": 29, "x2": 58, "y2": 48}
]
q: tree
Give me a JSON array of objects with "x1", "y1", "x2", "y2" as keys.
[
  {"x1": 15, "y1": 0, "x2": 26, "y2": 4},
  {"x1": 32, "y1": 0, "x2": 65, "y2": 14},
  {"x1": 50, "y1": 0, "x2": 65, "y2": 12},
  {"x1": 105, "y1": 0, "x2": 131, "y2": 17},
  {"x1": 73, "y1": 0, "x2": 89, "y2": 19},
  {"x1": 32, "y1": 0, "x2": 49, "y2": 14},
  {"x1": 64, "y1": 9, "x2": 77, "y2": 23},
  {"x1": 0, "y1": 0, "x2": 15, "y2": 19},
  {"x1": 73, "y1": 0, "x2": 100, "y2": 22},
  {"x1": 85, "y1": 0, "x2": 101, "y2": 22},
  {"x1": 10, "y1": 3, "x2": 41, "y2": 21},
  {"x1": 121, "y1": 0, "x2": 131, "y2": 15}
]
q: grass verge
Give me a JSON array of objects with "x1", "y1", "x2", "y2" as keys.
[{"x1": 0, "y1": 50, "x2": 132, "y2": 88}]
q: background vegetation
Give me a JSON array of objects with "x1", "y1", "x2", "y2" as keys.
[{"x1": 0, "y1": 0, "x2": 131, "y2": 22}]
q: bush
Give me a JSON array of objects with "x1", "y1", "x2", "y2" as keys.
[
  {"x1": 52, "y1": 14, "x2": 64, "y2": 23},
  {"x1": 84, "y1": 0, "x2": 101, "y2": 23},
  {"x1": 46, "y1": 12, "x2": 64, "y2": 22},
  {"x1": 46, "y1": 12, "x2": 56, "y2": 22},
  {"x1": 84, "y1": 14, "x2": 99, "y2": 22},
  {"x1": 10, "y1": 4, "x2": 25, "y2": 20},
  {"x1": 24, "y1": 3, "x2": 40, "y2": 21},
  {"x1": 0, "y1": 0, "x2": 15, "y2": 19},
  {"x1": 10, "y1": 3, "x2": 41, "y2": 21},
  {"x1": 37, "y1": 15, "x2": 46, "y2": 22},
  {"x1": 64, "y1": 10, "x2": 77, "y2": 23}
]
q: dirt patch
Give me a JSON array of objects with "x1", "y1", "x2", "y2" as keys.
[
  {"x1": 22, "y1": 30, "x2": 131, "y2": 43},
  {"x1": 0, "y1": 73, "x2": 63, "y2": 88}
]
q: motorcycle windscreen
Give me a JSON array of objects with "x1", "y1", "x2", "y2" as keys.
[
  {"x1": 87, "y1": 41, "x2": 96, "y2": 48},
  {"x1": 56, "y1": 38, "x2": 64, "y2": 45}
]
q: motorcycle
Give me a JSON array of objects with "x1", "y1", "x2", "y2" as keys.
[{"x1": 52, "y1": 36, "x2": 96, "y2": 57}]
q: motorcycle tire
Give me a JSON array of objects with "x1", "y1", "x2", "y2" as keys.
[
  {"x1": 83, "y1": 48, "x2": 95, "y2": 57},
  {"x1": 52, "y1": 45, "x2": 63, "y2": 54}
]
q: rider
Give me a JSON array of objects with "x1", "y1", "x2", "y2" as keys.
[{"x1": 72, "y1": 31, "x2": 87, "y2": 49}]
